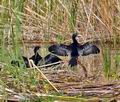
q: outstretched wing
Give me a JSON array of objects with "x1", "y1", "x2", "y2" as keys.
[
  {"x1": 48, "y1": 44, "x2": 71, "y2": 56},
  {"x1": 78, "y1": 42, "x2": 100, "y2": 56}
]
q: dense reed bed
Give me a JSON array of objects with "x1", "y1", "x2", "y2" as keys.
[{"x1": 0, "y1": 0, "x2": 120, "y2": 101}]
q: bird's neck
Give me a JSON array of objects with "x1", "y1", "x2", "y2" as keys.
[
  {"x1": 73, "y1": 39, "x2": 78, "y2": 45},
  {"x1": 34, "y1": 52, "x2": 38, "y2": 56}
]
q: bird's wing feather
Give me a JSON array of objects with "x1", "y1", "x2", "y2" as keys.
[
  {"x1": 48, "y1": 44, "x2": 71, "y2": 56},
  {"x1": 44, "y1": 54, "x2": 62, "y2": 64},
  {"x1": 78, "y1": 42, "x2": 100, "y2": 56}
]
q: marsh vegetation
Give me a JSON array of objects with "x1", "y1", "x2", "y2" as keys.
[{"x1": 0, "y1": 0, "x2": 120, "y2": 102}]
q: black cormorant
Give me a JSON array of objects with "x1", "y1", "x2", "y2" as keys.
[{"x1": 48, "y1": 33, "x2": 100, "y2": 67}]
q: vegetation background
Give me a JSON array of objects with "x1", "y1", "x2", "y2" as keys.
[{"x1": 0, "y1": 0, "x2": 120, "y2": 101}]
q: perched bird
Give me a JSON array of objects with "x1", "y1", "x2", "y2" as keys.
[
  {"x1": 11, "y1": 46, "x2": 62, "y2": 68},
  {"x1": 48, "y1": 33, "x2": 100, "y2": 67},
  {"x1": 30, "y1": 46, "x2": 62, "y2": 67}
]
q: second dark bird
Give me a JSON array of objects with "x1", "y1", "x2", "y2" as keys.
[
  {"x1": 11, "y1": 46, "x2": 62, "y2": 68},
  {"x1": 30, "y1": 46, "x2": 62, "y2": 67}
]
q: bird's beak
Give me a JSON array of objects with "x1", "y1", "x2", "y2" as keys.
[{"x1": 76, "y1": 35, "x2": 83, "y2": 43}]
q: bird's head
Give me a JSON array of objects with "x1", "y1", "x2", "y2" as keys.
[
  {"x1": 72, "y1": 33, "x2": 80, "y2": 43},
  {"x1": 34, "y1": 46, "x2": 40, "y2": 53},
  {"x1": 72, "y1": 33, "x2": 78, "y2": 38}
]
